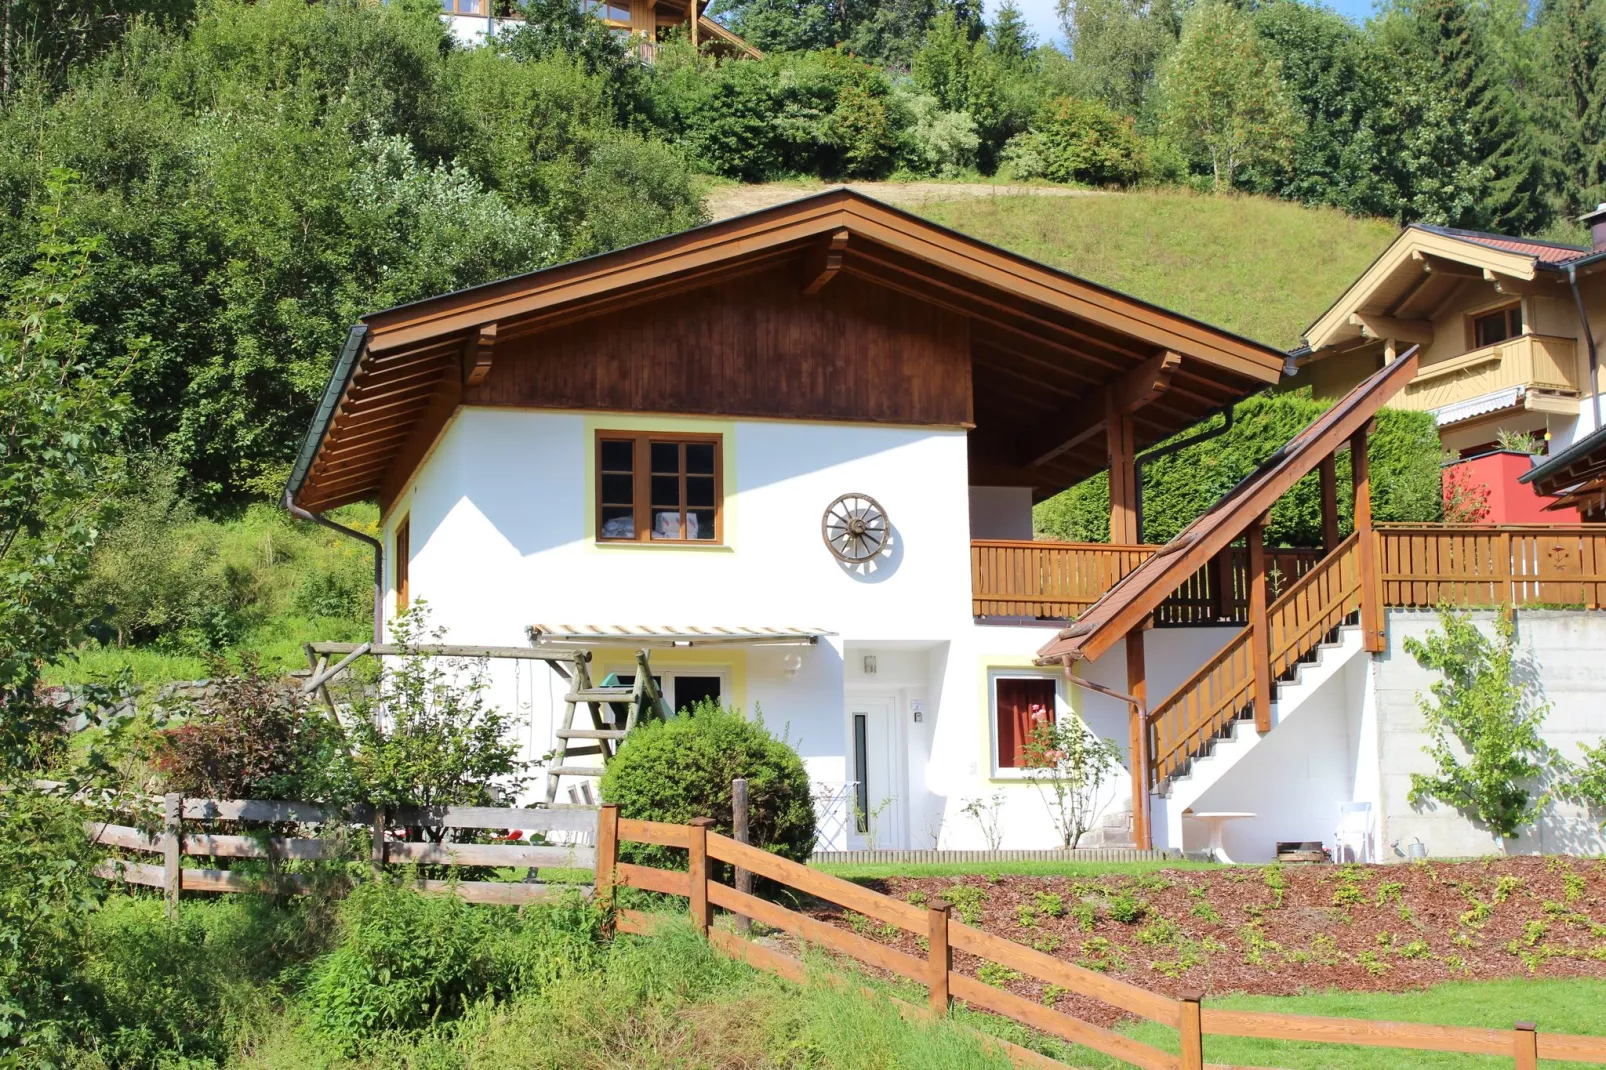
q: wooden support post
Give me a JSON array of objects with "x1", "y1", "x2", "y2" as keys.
[
  {"x1": 1178, "y1": 990, "x2": 1205, "y2": 1070},
  {"x1": 687, "y1": 817, "x2": 715, "y2": 937},
  {"x1": 1351, "y1": 427, "x2": 1385, "y2": 652},
  {"x1": 732, "y1": 779, "x2": 752, "y2": 934},
  {"x1": 1106, "y1": 392, "x2": 1139, "y2": 545},
  {"x1": 163, "y1": 792, "x2": 182, "y2": 916},
  {"x1": 1125, "y1": 627, "x2": 1151, "y2": 850},
  {"x1": 1319, "y1": 453, "x2": 1340, "y2": 554},
  {"x1": 371, "y1": 804, "x2": 387, "y2": 881},
  {"x1": 595, "y1": 803, "x2": 620, "y2": 933},
  {"x1": 1247, "y1": 515, "x2": 1273, "y2": 734},
  {"x1": 688, "y1": 0, "x2": 698, "y2": 46},
  {"x1": 927, "y1": 898, "x2": 953, "y2": 1017},
  {"x1": 1513, "y1": 1021, "x2": 1538, "y2": 1070},
  {"x1": 1209, "y1": 547, "x2": 1234, "y2": 620}
]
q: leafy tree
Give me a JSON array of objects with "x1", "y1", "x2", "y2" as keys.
[
  {"x1": 1159, "y1": 1, "x2": 1301, "y2": 191},
  {"x1": 1000, "y1": 95, "x2": 1143, "y2": 186},
  {"x1": 1056, "y1": 0, "x2": 1179, "y2": 116},
  {"x1": 0, "y1": 0, "x2": 192, "y2": 93},
  {"x1": 913, "y1": 10, "x2": 1006, "y2": 165},
  {"x1": 1406, "y1": 608, "x2": 1553, "y2": 841},
  {"x1": 344, "y1": 606, "x2": 530, "y2": 837},
  {"x1": 1018, "y1": 716, "x2": 1123, "y2": 849},
  {"x1": 0, "y1": 170, "x2": 133, "y2": 769}
]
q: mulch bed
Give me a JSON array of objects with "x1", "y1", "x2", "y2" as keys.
[{"x1": 786, "y1": 857, "x2": 1606, "y2": 1028}]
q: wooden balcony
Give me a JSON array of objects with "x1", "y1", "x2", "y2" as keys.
[
  {"x1": 1397, "y1": 334, "x2": 1580, "y2": 415},
  {"x1": 972, "y1": 524, "x2": 1606, "y2": 625}
]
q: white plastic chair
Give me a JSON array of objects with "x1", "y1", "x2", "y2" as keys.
[{"x1": 1334, "y1": 802, "x2": 1374, "y2": 863}]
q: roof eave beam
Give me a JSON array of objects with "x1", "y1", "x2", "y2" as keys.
[
  {"x1": 1020, "y1": 351, "x2": 1183, "y2": 469},
  {"x1": 1349, "y1": 313, "x2": 1433, "y2": 346}
]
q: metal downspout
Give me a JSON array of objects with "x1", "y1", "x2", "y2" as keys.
[
  {"x1": 1133, "y1": 405, "x2": 1236, "y2": 542},
  {"x1": 283, "y1": 491, "x2": 384, "y2": 645},
  {"x1": 1568, "y1": 264, "x2": 1602, "y2": 433}
]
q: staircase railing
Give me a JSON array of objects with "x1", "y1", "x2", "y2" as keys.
[{"x1": 1146, "y1": 534, "x2": 1361, "y2": 790}]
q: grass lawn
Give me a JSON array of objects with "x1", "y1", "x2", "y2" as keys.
[
  {"x1": 816, "y1": 858, "x2": 1223, "y2": 881},
  {"x1": 918, "y1": 189, "x2": 1396, "y2": 350}
]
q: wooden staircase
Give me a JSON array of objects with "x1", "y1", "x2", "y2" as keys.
[
  {"x1": 544, "y1": 649, "x2": 670, "y2": 805},
  {"x1": 1146, "y1": 533, "x2": 1365, "y2": 793}
]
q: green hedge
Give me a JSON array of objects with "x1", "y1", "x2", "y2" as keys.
[{"x1": 1033, "y1": 390, "x2": 1442, "y2": 546}]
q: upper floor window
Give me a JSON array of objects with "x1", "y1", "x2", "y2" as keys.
[
  {"x1": 597, "y1": 431, "x2": 722, "y2": 543},
  {"x1": 1472, "y1": 303, "x2": 1523, "y2": 348}
]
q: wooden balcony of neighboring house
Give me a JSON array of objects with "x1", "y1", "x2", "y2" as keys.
[{"x1": 1396, "y1": 333, "x2": 1582, "y2": 422}]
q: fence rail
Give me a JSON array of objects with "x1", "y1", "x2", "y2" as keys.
[
  {"x1": 83, "y1": 791, "x2": 598, "y2": 910},
  {"x1": 600, "y1": 807, "x2": 1606, "y2": 1070}
]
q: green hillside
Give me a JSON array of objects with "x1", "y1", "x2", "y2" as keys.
[{"x1": 917, "y1": 190, "x2": 1397, "y2": 350}]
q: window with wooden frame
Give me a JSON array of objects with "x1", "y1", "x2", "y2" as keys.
[
  {"x1": 394, "y1": 516, "x2": 410, "y2": 611},
  {"x1": 1471, "y1": 302, "x2": 1523, "y2": 349},
  {"x1": 596, "y1": 432, "x2": 722, "y2": 543},
  {"x1": 990, "y1": 673, "x2": 1058, "y2": 773}
]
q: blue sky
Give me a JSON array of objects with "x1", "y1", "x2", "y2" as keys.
[{"x1": 997, "y1": 0, "x2": 1374, "y2": 50}]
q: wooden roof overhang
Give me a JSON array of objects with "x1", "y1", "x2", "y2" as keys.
[
  {"x1": 1034, "y1": 347, "x2": 1421, "y2": 666},
  {"x1": 287, "y1": 188, "x2": 1286, "y2": 514},
  {"x1": 1303, "y1": 227, "x2": 1581, "y2": 357},
  {"x1": 1521, "y1": 423, "x2": 1606, "y2": 518}
]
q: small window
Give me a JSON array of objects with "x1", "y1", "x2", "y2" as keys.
[
  {"x1": 596, "y1": 432, "x2": 722, "y2": 544},
  {"x1": 992, "y1": 675, "x2": 1058, "y2": 771},
  {"x1": 1472, "y1": 304, "x2": 1523, "y2": 348},
  {"x1": 394, "y1": 515, "x2": 410, "y2": 612}
]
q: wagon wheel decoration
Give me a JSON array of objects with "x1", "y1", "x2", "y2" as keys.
[{"x1": 822, "y1": 493, "x2": 890, "y2": 563}]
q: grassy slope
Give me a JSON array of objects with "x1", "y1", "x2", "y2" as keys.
[{"x1": 918, "y1": 189, "x2": 1397, "y2": 350}]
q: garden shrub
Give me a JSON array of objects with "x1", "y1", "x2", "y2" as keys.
[
  {"x1": 895, "y1": 88, "x2": 981, "y2": 177},
  {"x1": 302, "y1": 882, "x2": 599, "y2": 1051},
  {"x1": 1034, "y1": 391, "x2": 1442, "y2": 545},
  {"x1": 600, "y1": 700, "x2": 816, "y2": 868},
  {"x1": 1001, "y1": 96, "x2": 1143, "y2": 186}
]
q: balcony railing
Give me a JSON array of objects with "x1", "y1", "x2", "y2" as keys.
[
  {"x1": 1396, "y1": 333, "x2": 1580, "y2": 414},
  {"x1": 971, "y1": 524, "x2": 1606, "y2": 625}
]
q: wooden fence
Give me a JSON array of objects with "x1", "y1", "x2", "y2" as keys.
[
  {"x1": 1376, "y1": 524, "x2": 1606, "y2": 609},
  {"x1": 88, "y1": 793, "x2": 598, "y2": 909},
  {"x1": 599, "y1": 806, "x2": 1606, "y2": 1070}
]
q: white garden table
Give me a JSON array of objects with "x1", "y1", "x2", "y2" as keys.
[{"x1": 1185, "y1": 811, "x2": 1256, "y2": 863}]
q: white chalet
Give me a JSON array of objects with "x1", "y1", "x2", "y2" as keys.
[{"x1": 287, "y1": 190, "x2": 1606, "y2": 862}]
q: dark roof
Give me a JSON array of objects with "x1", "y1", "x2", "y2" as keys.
[
  {"x1": 1521, "y1": 422, "x2": 1606, "y2": 496},
  {"x1": 1411, "y1": 224, "x2": 1589, "y2": 266},
  {"x1": 1035, "y1": 347, "x2": 1422, "y2": 665}
]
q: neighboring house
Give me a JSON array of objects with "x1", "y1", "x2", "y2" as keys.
[
  {"x1": 442, "y1": 0, "x2": 761, "y2": 56},
  {"x1": 286, "y1": 190, "x2": 1606, "y2": 862}
]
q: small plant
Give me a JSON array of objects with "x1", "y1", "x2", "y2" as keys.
[
  {"x1": 1496, "y1": 428, "x2": 1544, "y2": 455},
  {"x1": 1563, "y1": 872, "x2": 1587, "y2": 903},
  {"x1": 1018, "y1": 717, "x2": 1124, "y2": 849},
  {"x1": 1332, "y1": 884, "x2": 1366, "y2": 908},
  {"x1": 1016, "y1": 904, "x2": 1040, "y2": 929},
  {"x1": 1077, "y1": 936, "x2": 1124, "y2": 972},
  {"x1": 1556, "y1": 737, "x2": 1606, "y2": 826},
  {"x1": 1405, "y1": 607, "x2": 1553, "y2": 840},
  {"x1": 1188, "y1": 896, "x2": 1222, "y2": 923},
  {"x1": 1354, "y1": 949, "x2": 1390, "y2": 976},
  {"x1": 959, "y1": 793, "x2": 1007, "y2": 850},
  {"x1": 1105, "y1": 889, "x2": 1147, "y2": 924},
  {"x1": 852, "y1": 794, "x2": 897, "y2": 850},
  {"x1": 1374, "y1": 881, "x2": 1405, "y2": 906},
  {"x1": 1493, "y1": 875, "x2": 1526, "y2": 902},
  {"x1": 1261, "y1": 864, "x2": 1288, "y2": 908},
  {"x1": 1042, "y1": 983, "x2": 1071, "y2": 1006},
  {"x1": 1032, "y1": 934, "x2": 1061, "y2": 953},
  {"x1": 1398, "y1": 939, "x2": 1432, "y2": 959},
  {"x1": 1033, "y1": 891, "x2": 1066, "y2": 918},
  {"x1": 942, "y1": 884, "x2": 987, "y2": 925},
  {"x1": 1070, "y1": 899, "x2": 1100, "y2": 931},
  {"x1": 978, "y1": 962, "x2": 1023, "y2": 988},
  {"x1": 905, "y1": 890, "x2": 928, "y2": 907}
]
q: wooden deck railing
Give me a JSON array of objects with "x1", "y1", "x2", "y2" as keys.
[
  {"x1": 1146, "y1": 536, "x2": 1361, "y2": 790},
  {"x1": 601, "y1": 807, "x2": 1606, "y2": 1070},
  {"x1": 974, "y1": 526, "x2": 1606, "y2": 624}
]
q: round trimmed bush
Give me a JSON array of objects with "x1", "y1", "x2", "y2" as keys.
[{"x1": 600, "y1": 701, "x2": 815, "y2": 868}]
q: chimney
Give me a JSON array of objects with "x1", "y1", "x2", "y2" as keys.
[{"x1": 1582, "y1": 203, "x2": 1606, "y2": 251}]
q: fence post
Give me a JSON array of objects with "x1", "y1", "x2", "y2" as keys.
[
  {"x1": 163, "y1": 793, "x2": 182, "y2": 917},
  {"x1": 687, "y1": 817, "x2": 715, "y2": 938},
  {"x1": 370, "y1": 804, "x2": 387, "y2": 881},
  {"x1": 1178, "y1": 990, "x2": 1204, "y2": 1070},
  {"x1": 732, "y1": 778, "x2": 752, "y2": 934},
  {"x1": 1513, "y1": 1021, "x2": 1538, "y2": 1070},
  {"x1": 595, "y1": 803, "x2": 620, "y2": 933},
  {"x1": 927, "y1": 898, "x2": 952, "y2": 1017}
]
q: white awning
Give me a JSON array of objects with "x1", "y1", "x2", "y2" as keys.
[
  {"x1": 527, "y1": 624, "x2": 832, "y2": 648},
  {"x1": 1432, "y1": 387, "x2": 1523, "y2": 426}
]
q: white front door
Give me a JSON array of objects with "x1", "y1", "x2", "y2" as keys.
[{"x1": 846, "y1": 695, "x2": 904, "y2": 850}]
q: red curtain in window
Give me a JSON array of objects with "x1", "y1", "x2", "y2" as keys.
[{"x1": 996, "y1": 678, "x2": 1057, "y2": 768}]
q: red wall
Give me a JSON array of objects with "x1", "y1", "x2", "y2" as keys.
[{"x1": 1442, "y1": 451, "x2": 1580, "y2": 524}]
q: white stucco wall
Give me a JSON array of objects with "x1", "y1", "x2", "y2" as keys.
[{"x1": 1374, "y1": 609, "x2": 1606, "y2": 858}]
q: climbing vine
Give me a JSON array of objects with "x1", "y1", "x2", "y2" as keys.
[{"x1": 1405, "y1": 607, "x2": 1552, "y2": 840}]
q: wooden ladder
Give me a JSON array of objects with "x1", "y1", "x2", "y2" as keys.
[{"x1": 544, "y1": 648, "x2": 669, "y2": 806}]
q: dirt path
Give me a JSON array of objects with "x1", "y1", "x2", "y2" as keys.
[{"x1": 704, "y1": 180, "x2": 1101, "y2": 221}]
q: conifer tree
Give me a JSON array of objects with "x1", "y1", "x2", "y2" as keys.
[
  {"x1": 988, "y1": 0, "x2": 1036, "y2": 65},
  {"x1": 1536, "y1": 0, "x2": 1606, "y2": 218}
]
